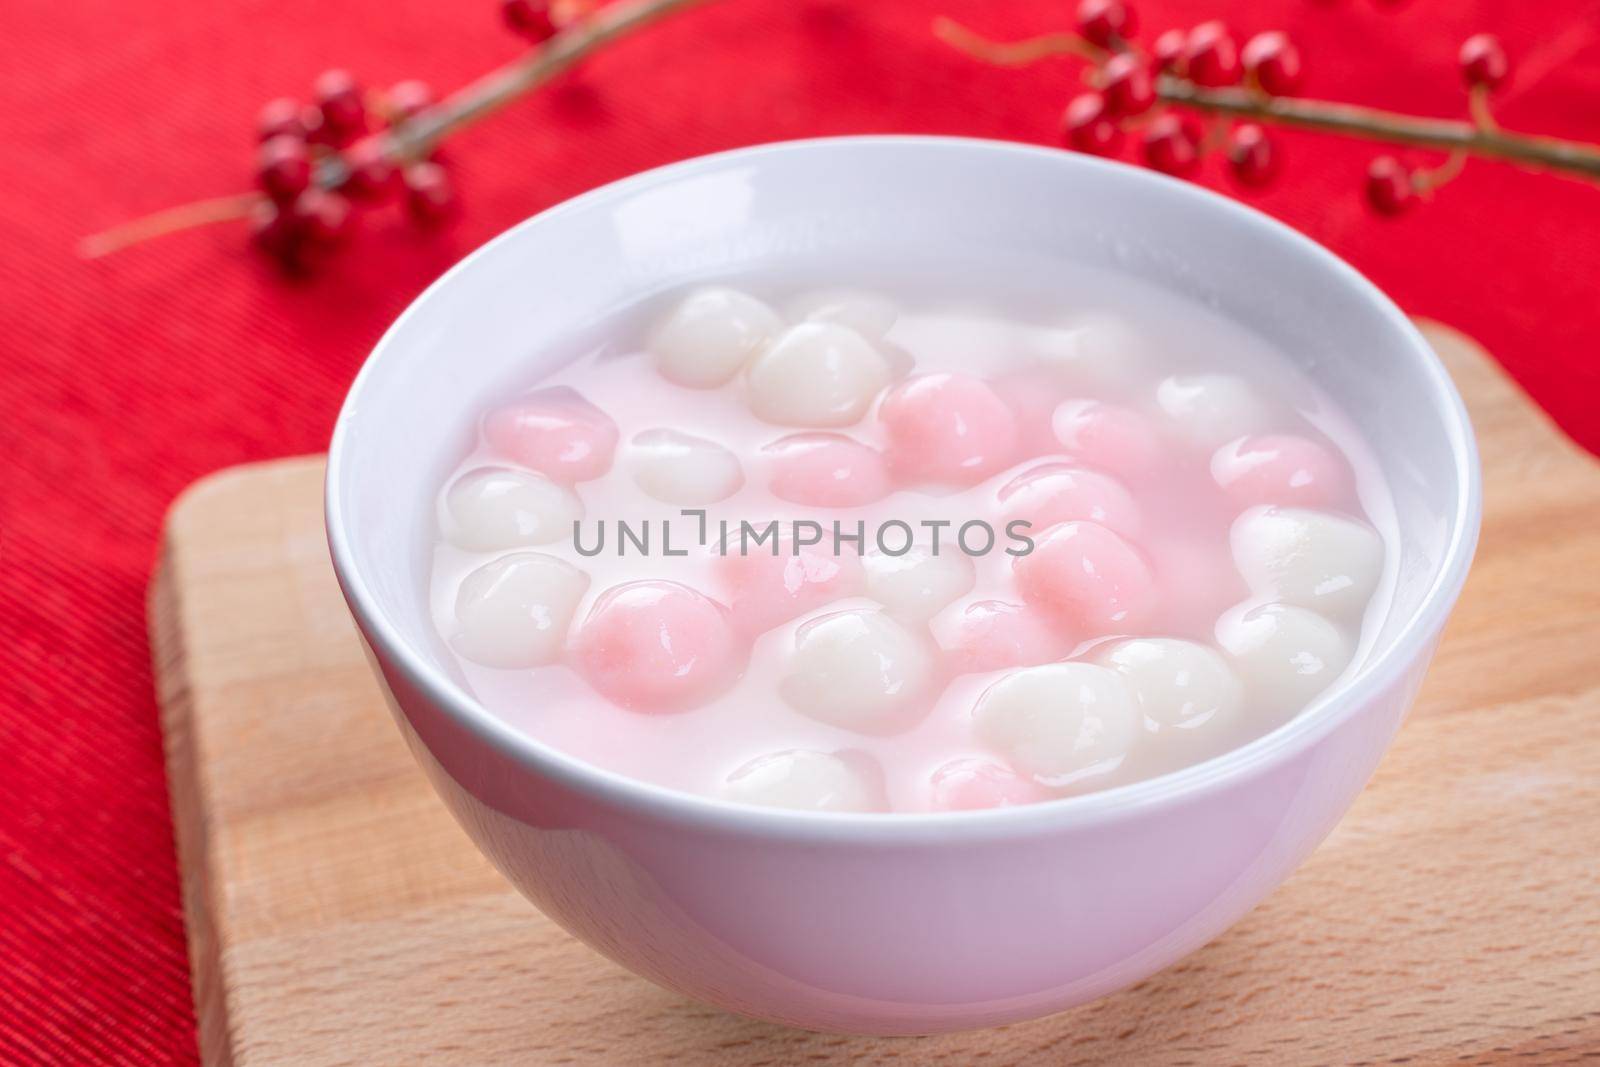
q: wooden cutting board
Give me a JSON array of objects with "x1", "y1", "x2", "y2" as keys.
[{"x1": 150, "y1": 321, "x2": 1600, "y2": 1066}]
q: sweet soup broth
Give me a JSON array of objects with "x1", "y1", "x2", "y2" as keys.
[{"x1": 428, "y1": 270, "x2": 1396, "y2": 813}]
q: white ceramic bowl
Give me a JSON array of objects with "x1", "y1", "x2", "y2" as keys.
[{"x1": 326, "y1": 137, "x2": 1480, "y2": 1034}]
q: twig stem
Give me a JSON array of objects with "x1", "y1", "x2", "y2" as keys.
[
  {"x1": 382, "y1": 0, "x2": 709, "y2": 163},
  {"x1": 932, "y1": 16, "x2": 1098, "y2": 66},
  {"x1": 1161, "y1": 81, "x2": 1600, "y2": 180},
  {"x1": 79, "y1": 193, "x2": 261, "y2": 259}
]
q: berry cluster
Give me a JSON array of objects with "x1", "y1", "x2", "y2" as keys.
[
  {"x1": 249, "y1": 0, "x2": 565, "y2": 271},
  {"x1": 85, "y1": 0, "x2": 1592, "y2": 267},
  {"x1": 1059, "y1": 3, "x2": 1302, "y2": 191},
  {"x1": 252, "y1": 72, "x2": 452, "y2": 271},
  {"x1": 942, "y1": 2, "x2": 1543, "y2": 218}
]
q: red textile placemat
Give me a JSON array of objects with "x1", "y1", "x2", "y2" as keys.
[{"x1": 2, "y1": 0, "x2": 1596, "y2": 1061}]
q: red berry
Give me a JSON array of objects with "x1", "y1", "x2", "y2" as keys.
[
  {"x1": 298, "y1": 103, "x2": 331, "y2": 145},
  {"x1": 342, "y1": 140, "x2": 398, "y2": 201},
  {"x1": 1183, "y1": 21, "x2": 1241, "y2": 87},
  {"x1": 292, "y1": 188, "x2": 355, "y2": 248},
  {"x1": 257, "y1": 97, "x2": 307, "y2": 143},
  {"x1": 1241, "y1": 31, "x2": 1302, "y2": 95},
  {"x1": 1365, "y1": 156, "x2": 1414, "y2": 216},
  {"x1": 387, "y1": 79, "x2": 435, "y2": 123},
  {"x1": 250, "y1": 188, "x2": 354, "y2": 273},
  {"x1": 314, "y1": 69, "x2": 367, "y2": 143},
  {"x1": 1226, "y1": 123, "x2": 1278, "y2": 187},
  {"x1": 257, "y1": 134, "x2": 312, "y2": 205},
  {"x1": 503, "y1": 0, "x2": 558, "y2": 43},
  {"x1": 404, "y1": 162, "x2": 457, "y2": 227},
  {"x1": 1075, "y1": 0, "x2": 1137, "y2": 50},
  {"x1": 1140, "y1": 112, "x2": 1201, "y2": 176},
  {"x1": 250, "y1": 201, "x2": 301, "y2": 264},
  {"x1": 1100, "y1": 52, "x2": 1154, "y2": 117},
  {"x1": 1459, "y1": 34, "x2": 1508, "y2": 92},
  {"x1": 1061, "y1": 92, "x2": 1124, "y2": 157},
  {"x1": 1151, "y1": 28, "x2": 1186, "y2": 75}
]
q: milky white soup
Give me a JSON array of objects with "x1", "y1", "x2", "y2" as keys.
[{"x1": 428, "y1": 272, "x2": 1395, "y2": 814}]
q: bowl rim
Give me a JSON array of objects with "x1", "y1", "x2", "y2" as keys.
[{"x1": 325, "y1": 134, "x2": 1482, "y2": 844}]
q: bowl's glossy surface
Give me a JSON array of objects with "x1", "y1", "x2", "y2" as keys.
[{"x1": 326, "y1": 137, "x2": 1479, "y2": 1034}]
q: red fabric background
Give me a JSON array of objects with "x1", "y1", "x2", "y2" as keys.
[{"x1": 3, "y1": 0, "x2": 1597, "y2": 1060}]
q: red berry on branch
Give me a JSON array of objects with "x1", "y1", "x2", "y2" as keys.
[
  {"x1": 1061, "y1": 92, "x2": 1124, "y2": 157},
  {"x1": 1183, "y1": 21, "x2": 1241, "y2": 87},
  {"x1": 250, "y1": 201, "x2": 301, "y2": 264},
  {"x1": 342, "y1": 140, "x2": 399, "y2": 201},
  {"x1": 1459, "y1": 34, "x2": 1508, "y2": 92},
  {"x1": 257, "y1": 98, "x2": 307, "y2": 143},
  {"x1": 404, "y1": 162, "x2": 458, "y2": 227},
  {"x1": 292, "y1": 188, "x2": 355, "y2": 249},
  {"x1": 1141, "y1": 112, "x2": 1201, "y2": 176},
  {"x1": 1101, "y1": 52, "x2": 1154, "y2": 117},
  {"x1": 1365, "y1": 156, "x2": 1414, "y2": 215},
  {"x1": 314, "y1": 69, "x2": 367, "y2": 143},
  {"x1": 298, "y1": 104, "x2": 331, "y2": 146},
  {"x1": 250, "y1": 189, "x2": 354, "y2": 273},
  {"x1": 1241, "y1": 31, "x2": 1302, "y2": 95},
  {"x1": 1075, "y1": 0, "x2": 1137, "y2": 51},
  {"x1": 1226, "y1": 123, "x2": 1278, "y2": 187},
  {"x1": 503, "y1": 0, "x2": 558, "y2": 43},
  {"x1": 257, "y1": 135, "x2": 313, "y2": 205},
  {"x1": 1150, "y1": 28, "x2": 1186, "y2": 75},
  {"x1": 387, "y1": 79, "x2": 435, "y2": 123}
]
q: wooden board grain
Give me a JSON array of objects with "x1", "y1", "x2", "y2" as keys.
[{"x1": 150, "y1": 321, "x2": 1600, "y2": 1066}]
